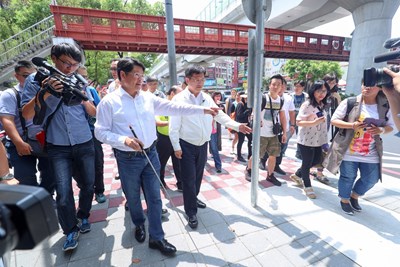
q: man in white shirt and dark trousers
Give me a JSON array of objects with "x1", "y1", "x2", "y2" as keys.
[
  {"x1": 95, "y1": 58, "x2": 218, "y2": 256},
  {"x1": 169, "y1": 65, "x2": 252, "y2": 229}
]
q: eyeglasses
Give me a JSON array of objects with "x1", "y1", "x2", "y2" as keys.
[
  {"x1": 17, "y1": 73, "x2": 31, "y2": 78},
  {"x1": 57, "y1": 57, "x2": 80, "y2": 68},
  {"x1": 189, "y1": 78, "x2": 205, "y2": 83},
  {"x1": 127, "y1": 72, "x2": 144, "y2": 79},
  {"x1": 110, "y1": 67, "x2": 117, "y2": 71},
  {"x1": 315, "y1": 89, "x2": 328, "y2": 94}
]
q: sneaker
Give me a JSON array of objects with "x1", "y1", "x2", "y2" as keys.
[
  {"x1": 237, "y1": 156, "x2": 247, "y2": 163},
  {"x1": 115, "y1": 174, "x2": 120, "y2": 180},
  {"x1": 266, "y1": 173, "x2": 282, "y2": 186},
  {"x1": 274, "y1": 165, "x2": 286, "y2": 175},
  {"x1": 340, "y1": 201, "x2": 354, "y2": 215},
  {"x1": 78, "y1": 218, "x2": 91, "y2": 234},
  {"x1": 290, "y1": 174, "x2": 303, "y2": 187},
  {"x1": 304, "y1": 187, "x2": 316, "y2": 199},
  {"x1": 244, "y1": 168, "x2": 251, "y2": 182},
  {"x1": 350, "y1": 197, "x2": 362, "y2": 212},
  {"x1": 62, "y1": 231, "x2": 79, "y2": 251},
  {"x1": 95, "y1": 193, "x2": 106, "y2": 203}
]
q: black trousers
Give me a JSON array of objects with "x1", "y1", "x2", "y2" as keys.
[
  {"x1": 295, "y1": 144, "x2": 322, "y2": 188},
  {"x1": 180, "y1": 139, "x2": 207, "y2": 217},
  {"x1": 237, "y1": 132, "x2": 252, "y2": 159},
  {"x1": 92, "y1": 132, "x2": 105, "y2": 194},
  {"x1": 156, "y1": 133, "x2": 181, "y2": 186}
]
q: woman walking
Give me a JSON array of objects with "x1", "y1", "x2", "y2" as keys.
[{"x1": 290, "y1": 81, "x2": 329, "y2": 199}]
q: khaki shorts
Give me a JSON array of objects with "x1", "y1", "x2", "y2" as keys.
[{"x1": 259, "y1": 136, "x2": 281, "y2": 157}]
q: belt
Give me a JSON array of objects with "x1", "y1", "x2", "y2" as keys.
[{"x1": 115, "y1": 141, "x2": 157, "y2": 156}]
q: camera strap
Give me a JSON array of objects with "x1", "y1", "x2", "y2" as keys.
[
  {"x1": 268, "y1": 94, "x2": 283, "y2": 126},
  {"x1": 32, "y1": 89, "x2": 63, "y2": 132}
]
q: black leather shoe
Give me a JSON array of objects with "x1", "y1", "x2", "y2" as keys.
[
  {"x1": 149, "y1": 238, "x2": 177, "y2": 255},
  {"x1": 135, "y1": 225, "x2": 146, "y2": 243},
  {"x1": 350, "y1": 197, "x2": 362, "y2": 212},
  {"x1": 196, "y1": 199, "x2": 206, "y2": 209},
  {"x1": 124, "y1": 202, "x2": 129, "y2": 211},
  {"x1": 274, "y1": 166, "x2": 286, "y2": 175},
  {"x1": 162, "y1": 208, "x2": 168, "y2": 215},
  {"x1": 188, "y1": 215, "x2": 198, "y2": 229}
]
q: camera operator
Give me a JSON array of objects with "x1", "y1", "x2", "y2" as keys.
[
  {"x1": 382, "y1": 67, "x2": 400, "y2": 131},
  {"x1": 20, "y1": 43, "x2": 96, "y2": 252}
]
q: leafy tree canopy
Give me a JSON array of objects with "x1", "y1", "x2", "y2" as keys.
[
  {"x1": 283, "y1": 59, "x2": 343, "y2": 82},
  {"x1": 1, "y1": 0, "x2": 165, "y2": 85}
]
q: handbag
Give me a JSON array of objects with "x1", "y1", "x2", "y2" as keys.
[{"x1": 12, "y1": 87, "x2": 62, "y2": 157}]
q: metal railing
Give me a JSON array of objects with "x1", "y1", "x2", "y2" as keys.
[{"x1": 0, "y1": 16, "x2": 54, "y2": 71}]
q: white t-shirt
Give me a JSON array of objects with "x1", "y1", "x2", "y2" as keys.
[
  {"x1": 278, "y1": 93, "x2": 295, "y2": 130},
  {"x1": 296, "y1": 101, "x2": 328, "y2": 147},
  {"x1": 332, "y1": 100, "x2": 394, "y2": 163},
  {"x1": 260, "y1": 94, "x2": 282, "y2": 137}
]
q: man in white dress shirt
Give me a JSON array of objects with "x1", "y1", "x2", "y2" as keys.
[
  {"x1": 169, "y1": 65, "x2": 252, "y2": 229},
  {"x1": 95, "y1": 58, "x2": 218, "y2": 256}
]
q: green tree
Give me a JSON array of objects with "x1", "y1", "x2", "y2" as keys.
[{"x1": 283, "y1": 59, "x2": 343, "y2": 81}]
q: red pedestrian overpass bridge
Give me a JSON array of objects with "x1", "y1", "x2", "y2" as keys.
[{"x1": 50, "y1": 5, "x2": 350, "y2": 62}]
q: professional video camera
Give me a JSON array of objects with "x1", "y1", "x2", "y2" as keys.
[
  {"x1": 32, "y1": 57, "x2": 89, "y2": 106},
  {"x1": 0, "y1": 185, "x2": 59, "y2": 259},
  {"x1": 364, "y1": 38, "x2": 400, "y2": 87}
]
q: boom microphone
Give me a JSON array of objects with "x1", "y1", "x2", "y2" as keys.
[
  {"x1": 373, "y1": 50, "x2": 400, "y2": 63},
  {"x1": 32, "y1": 57, "x2": 63, "y2": 76},
  {"x1": 383, "y1": 37, "x2": 400, "y2": 49}
]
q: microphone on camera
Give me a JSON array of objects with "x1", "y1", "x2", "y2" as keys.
[
  {"x1": 374, "y1": 50, "x2": 400, "y2": 63},
  {"x1": 32, "y1": 57, "x2": 63, "y2": 76},
  {"x1": 383, "y1": 37, "x2": 400, "y2": 49}
]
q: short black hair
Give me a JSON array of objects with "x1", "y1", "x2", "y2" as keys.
[
  {"x1": 308, "y1": 80, "x2": 330, "y2": 107},
  {"x1": 146, "y1": 76, "x2": 158, "y2": 83},
  {"x1": 15, "y1": 60, "x2": 34, "y2": 73},
  {"x1": 167, "y1": 85, "x2": 181, "y2": 96},
  {"x1": 117, "y1": 57, "x2": 145, "y2": 80},
  {"x1": 185, "y1": 65, "x2": 206, "y2": 78},
  {"x1": 51, "y1": 43, "x2": 82, "y2": 63},
  {"x1": 294, "y1": 80, "x2": 305, "y2": 87},
  {"x1": 269, "y1": 74, "x2": 284, "y2": 85}
]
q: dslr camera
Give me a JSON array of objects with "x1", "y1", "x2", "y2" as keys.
[
  {"x1": 32, "y1": 57, "x2": 88, "y2": 106},
  {"x1": 363, "y1": 37, "x2": 400, "y2": 87}
]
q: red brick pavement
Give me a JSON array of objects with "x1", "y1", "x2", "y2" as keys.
[{"x1": 78, "y1": 137, "x2": 301, "y2": 224}]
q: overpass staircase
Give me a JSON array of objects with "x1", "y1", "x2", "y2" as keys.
[{"x1": 0, "y1": 16, "x2": 54, "y2": 86}]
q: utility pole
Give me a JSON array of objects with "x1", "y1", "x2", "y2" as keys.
[{"x1": 165, "y1": 0, "x2": 177, "y2": 86}]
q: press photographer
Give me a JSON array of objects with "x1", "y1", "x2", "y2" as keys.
[
  {"x1": 20, "y1": 43, "x2": 97, "y2": 252},
  {"x1": 363, "y1": 37, "x2": 400, "y2": 131}
]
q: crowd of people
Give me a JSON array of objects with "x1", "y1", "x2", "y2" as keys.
[{"x1": 0, "y1": 42, "x2": 399, "y2": 256}]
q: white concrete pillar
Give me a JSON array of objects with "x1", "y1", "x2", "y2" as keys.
[{"x1": 346, "y1": 0, "x2": 400, "y2": 95}]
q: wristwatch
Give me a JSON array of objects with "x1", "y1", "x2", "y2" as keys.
[{"x1": 0, "y1": 173, "x2": 14, "y2": 181}]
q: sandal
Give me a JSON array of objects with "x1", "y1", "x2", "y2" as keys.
[
  {"x1": 290, "y1": 174, "x2": 303, "y2": 187},
  {"x1": 316, "y1": 175, "x2": 329, "y2": 184},
  {"x1": 304, "y1": 187, "x2": 317, "y2": 199}
]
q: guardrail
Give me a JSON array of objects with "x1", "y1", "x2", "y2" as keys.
[{"x1": 0, "y1": 16, "x2": 54, "y2": 71}]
